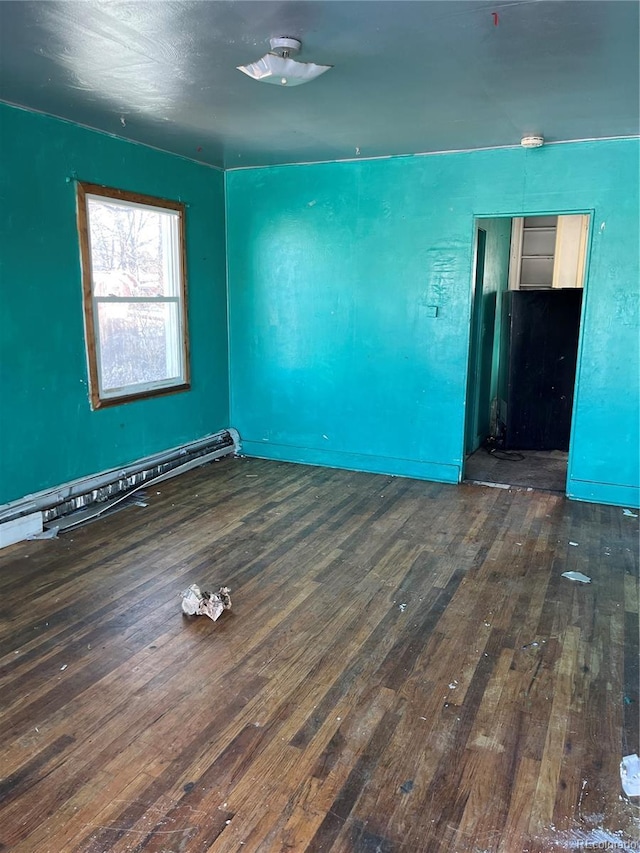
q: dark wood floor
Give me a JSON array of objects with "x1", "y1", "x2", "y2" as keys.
[
  {"x1": 464, "y1": 449, "x2": 569, "y2": 494},
  {"x1": 1, "y1": 458, "x2": 638, "y2": 853}
]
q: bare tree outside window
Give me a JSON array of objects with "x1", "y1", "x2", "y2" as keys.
[{"x1": 77, "y1": 183, "x2": 189, "y2": 408}]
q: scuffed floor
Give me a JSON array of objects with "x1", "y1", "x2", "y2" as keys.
[
  {"x1": 1, "y1": 458, "x2": 638, "y2": 852},
  {"x1": 464, "y1": 448, "x2": 569, "y2": 493}
]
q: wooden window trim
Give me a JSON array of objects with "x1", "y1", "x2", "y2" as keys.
[{"x1": 76, "y1": 182, "x2": 190, "y2": 410}]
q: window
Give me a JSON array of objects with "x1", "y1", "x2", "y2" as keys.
[{"x1": 77, "y1": 183, "x2": 189, "y2": 408}]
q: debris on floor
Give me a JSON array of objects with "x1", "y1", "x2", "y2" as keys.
[
  {"x1": 28, "y1": 526, "x2": 60, "y2": 540},
  {"x1": 561, "y1": 571, "x2": 591, "y2": 584},
  {"x1": 125, "y1": 495, "x2": 148, "y2": 508},
  {"x1": 622, "y1": 508, "x2": 638, "y2": 518},
  {"x1": 181, "y1": 584, "x2": 232, "y2": 621},
  {"x1": 620, "y1": 754, "x2": 640, "y2": 797},
  {"x1": 399, "y1": 780, "x2": 414, "y2": 794},
  {"x1": 569, "y1": 541, "x2": 579, "y2": 546}
]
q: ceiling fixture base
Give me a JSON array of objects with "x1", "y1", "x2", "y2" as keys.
[
  {"x1": 269, "y1": 37, "x2": 301, "y2": 58},
  {"x1": 521, "y1": 135, "x2": 545, "y2": 148}
]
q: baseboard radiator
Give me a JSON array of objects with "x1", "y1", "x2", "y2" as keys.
[{"x1": 0, "y1": 429, "x2": 240, "y2": 543}]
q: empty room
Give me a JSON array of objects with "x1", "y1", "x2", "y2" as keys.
[{"x1": 0, "y1": 2, "x2": 638, "y2": 851}]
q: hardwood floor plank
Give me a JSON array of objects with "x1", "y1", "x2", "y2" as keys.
[
  {"x1": 1, "y1": 458, "x2": 637, "y2": 852},
  {"x1": 528, "y1": 625, "x2": 580, "y2": 837}
]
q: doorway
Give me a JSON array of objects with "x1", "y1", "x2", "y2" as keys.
[{"x1": 463, "y1": 214, "x2": 589, "y2": 493}]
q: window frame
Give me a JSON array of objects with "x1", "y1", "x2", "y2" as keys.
[{"x1": 77, "y1": 182, "x2": 190, "y2": 409}]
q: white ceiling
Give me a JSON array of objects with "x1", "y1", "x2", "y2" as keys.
[{"x1": 1, "y1": 1, "x2": 638, "y2": 168}]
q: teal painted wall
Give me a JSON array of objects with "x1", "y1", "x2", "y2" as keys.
[
  {"x1": 0, "y1": 104, "x2": 229, "y2": 504},
  {"x1": 226, "y1": 139, "x2": 640, "y2": 507},
  {"x1": 1, "y1": 107, "x2": 637, "y2": 510}
]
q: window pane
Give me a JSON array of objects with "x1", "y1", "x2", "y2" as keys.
[
  {"x1": 97, "y1": 302, "x2": 182, "y2": 392},
  {"x1": 87, "y1": 198, "x2": 180, "y2": 297},
  {"x1": 78, "y1": 183, "x2": 189, "y2": 407}
]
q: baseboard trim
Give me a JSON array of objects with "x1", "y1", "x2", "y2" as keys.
[
  {"x1": 567, "y1": 478, "x2": 640, "y2": 509},
  {"x1": 240, "y1": 440, "x2": 460, "y2": 485}
]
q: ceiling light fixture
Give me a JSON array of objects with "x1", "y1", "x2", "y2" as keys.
[
  {"x1": 520, "y1": 135, "x2": 545, "y2": 148},
  {"x1": 237, "y1": 37, "x2": 332, "y2": 87}
]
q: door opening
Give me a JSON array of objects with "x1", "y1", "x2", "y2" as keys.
[{"x1": 463, "y1": 214, "x2": 589, "y2": 493}]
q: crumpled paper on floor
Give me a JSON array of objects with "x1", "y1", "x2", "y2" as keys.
[{"x1": 180, "y1": 584, "x2": 232, "y2": 621}]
